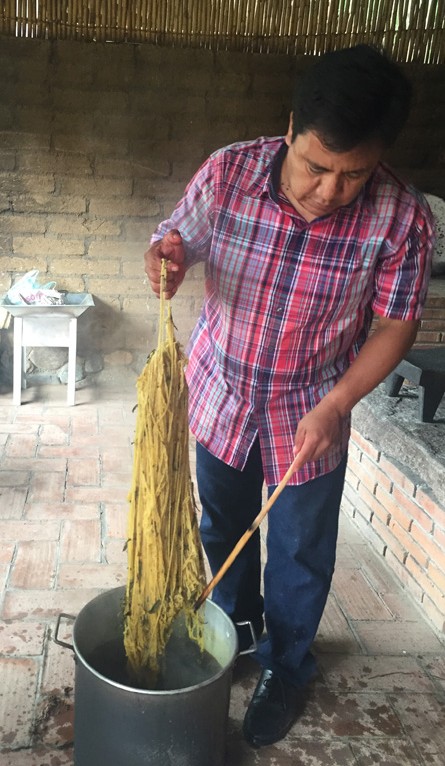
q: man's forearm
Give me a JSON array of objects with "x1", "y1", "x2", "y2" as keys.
[{"x1": 324, "y1": 315, "x2": 420, "y2": 417}]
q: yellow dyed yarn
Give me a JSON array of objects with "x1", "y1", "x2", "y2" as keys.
[{"x1": 124, "y1": 261, "x2": 206, "y2": 688}]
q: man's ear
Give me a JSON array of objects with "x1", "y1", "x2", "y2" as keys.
[{"x1": 285, "y1": 112, "x2": 293, "y2": 147}]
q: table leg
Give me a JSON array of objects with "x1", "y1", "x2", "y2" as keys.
[
  {"x1": 384, "y1": 370, "x2": 405, "y2": 397},
  {"x1": 67, "y1": 317, "x2": 77, "y2": 406},
  {"x1": 418, "y1": 382, "x2": 445, "y2": 423},
  {"x1": 13, "y1": 317, "x2": 23, "y2": 406}
]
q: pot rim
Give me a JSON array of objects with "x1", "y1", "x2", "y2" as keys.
[{"x1": 72, "y1": 586, "x2": 238, "y2": 696}]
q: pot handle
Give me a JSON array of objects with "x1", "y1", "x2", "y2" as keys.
[
  {"x1": 53, "y1": 612, "x2": 76, "y2": 652},
  {"x1": 235, "y1": 620, "x2": 258, "y2": 656}
]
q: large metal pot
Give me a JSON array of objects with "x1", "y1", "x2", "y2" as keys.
[{"x1": 55, "y1": 586, "x2": 248, "y2": 766}]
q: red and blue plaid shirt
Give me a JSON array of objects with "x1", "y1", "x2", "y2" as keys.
[{"x1": 152, "y1": 137, "x2": 434, "y2": 485}]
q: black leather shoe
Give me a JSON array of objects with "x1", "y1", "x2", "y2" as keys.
[{"x1": 243, "y1": 668, "x2": 307, "y2": 747}]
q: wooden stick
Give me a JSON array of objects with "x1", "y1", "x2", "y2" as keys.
[{"x1": 194, "y1": 454, "x2": 300, "y2": 611}]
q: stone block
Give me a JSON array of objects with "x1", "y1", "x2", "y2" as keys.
[{"x1": 29, "y1": 347, "x2": 68, "y2": 372}]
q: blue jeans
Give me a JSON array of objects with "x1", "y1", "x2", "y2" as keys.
[{"x1": 196, "y1": 439, "x2": 347, "y2": 688}]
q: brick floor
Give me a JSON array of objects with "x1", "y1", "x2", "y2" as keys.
[{"x1": 0, "y1": 378, "x2": 444, "y2": 765}]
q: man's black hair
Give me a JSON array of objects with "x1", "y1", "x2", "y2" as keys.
[{"x1": 291, "y1": 44, "x2": 412, "y2": 151}]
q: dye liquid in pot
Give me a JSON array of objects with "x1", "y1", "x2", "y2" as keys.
[{"x1": 86, "y1": 633, "x2": 223, "y2": 691}]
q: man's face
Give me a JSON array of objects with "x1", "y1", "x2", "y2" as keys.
[{"x1": 282, "y1": 120, "x2": 384, "y2": 222}]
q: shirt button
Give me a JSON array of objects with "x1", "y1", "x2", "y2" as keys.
[{"x1": 276, "y1": 306, "x2": 283, "y2": 313}]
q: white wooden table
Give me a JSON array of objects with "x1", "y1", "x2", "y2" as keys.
[
  {"x1": 1, "y1": 293, "x2": 94, "y2": 406},
  {"x1": 13, "y1": 314, "x2": 79, "y2": 405}
]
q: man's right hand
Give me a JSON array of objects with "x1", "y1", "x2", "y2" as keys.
[{"x1": 144, "y1": 229, "x2": 186, "y2": 298}]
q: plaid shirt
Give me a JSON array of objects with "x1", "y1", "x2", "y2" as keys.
[{"x1": 152, "y1": 137, "x2": 434, "y2": 485}]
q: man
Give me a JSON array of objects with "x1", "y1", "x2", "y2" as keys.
[{"x1": 145, "y1": 45, "x2": 435, "y2": 747}]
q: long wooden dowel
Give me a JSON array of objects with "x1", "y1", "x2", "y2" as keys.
[{"x1": 194, "y1": 455, "x2": 300, "y2": 611}]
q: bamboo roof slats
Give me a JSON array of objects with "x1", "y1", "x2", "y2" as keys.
[{"x1": 0, "y1": 0, "x2": 443, "y2": 64}]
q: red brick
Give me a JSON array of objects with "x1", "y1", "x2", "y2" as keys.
[
  {"x1": 105, "y1": 538, "x2": 127, "y2": 565},
  {"x1": 58, "y1": 562, "x2": 126, "y2": 588},
  {"x1": 411, "y1": 522, "x2": 445, "y2": 573},
  {"x1": 415, "y1": 487, "x2": 445, "y2": 528},
  {"x1": 10, "y1": 541, "x2": 57, "y2": 588},
  {"x1": 390, "y1": 518, "x2": 429, "y2": 568},
  {"x1": 371, "y1": 513, "x2": 406, "y2": 563},
  {"x1": 39, "y1": 424, "x2": 69, "y2": 445},
  {"x1": 415, "y1": 330, "x2": 441, "y2": 343},
  {"x1": 0, "y1": 621, "x2": 46, "y2": 655},
  {"x1": 2, "y1": 587, "x2": 102, "y2": 619},
  {"x1": 420, "y1": 319, "x2": 445, "y2": 331},
  {"x1": 96, "y1": 425, "x2": 134, "y2": 445},
  {"x1": 345, "y1": 482, "x2": 373, "y2": 523},
  {"x1": 315, "y1": 595, "x2": 361, "y2": 653},
  {"x1": 64, "y1": 485, "x2": 128, "y2": 503},
  {"x1": 348, "y1": 450, "x2": 363, "y2": 476},
  {"x1": 375, "y1": 485, "x2": 412, "y2": 531},
  {"x1": 378, "y1": 455, "x2": 417, "y2": 496},
  {"x1": 42, "y1": 628, "x2": 75, "y2": 693},
  {"x1": 104, "y1": 503, "x2": 128, "y2": 538},
  {"x1": 346, "y1": 440, "x2": 361, "y2": 462},
  {"x1": 38, "y1": 443, "x2": 101, "y2": 458},
  {"x1": 392, "y1": 486, "x2": 434, "y2": 532},
  {"x1": 355, "y1": 461, "x2": 378, "y2": 495},
  {"x1": 66, "y1": 458, "x2": 100, "y2": 486},
  {"x1": 405, "y1": 555, "x2": 427, "y2": 587},
  {"x1": 405, "y1": 555, "x2": 445, "y2": 609},
  {"x1": 0, "y1": 520, "x2": 60, "y2": 542},
  {"x1": 360, "y1": 451, "x2": 394, "y2": 491},
  {"x1": 422, "y1": 304, "x2": 445, "y2": 316},
  {"x1": 0, "y1": 470, "x2": 30, "y2": 487},
  {"x1": 358, "y1": 482, "x2": 390, "y2": 525},
  {"x1": 102, "y1": 449, "x2": 133, "y2": 472},
  {"x1": 98, "y1": 405, "x2": 127, "y2": 425},
  {"x1": 0, "y1": 657, "x2": 38, "y2": 748},
  {"x1": 5, "y1": 433, "x2": 37, "y2": 458},
  {"x1": 24, "y1": 502, "x2": 99, "y2": 520},
  {"x1": 35, "y1": 691, "x2": 74, "y2": 748},
  {"x1": 101, "y1": 471, "x2": 131, "y2": 488},
  {"x1": 332, "y1": 568, "x2": 392, "y2": 620},
  {"x1": 428, "y1": 562, "x2": 445, "y2": 596},
  {"x1": 0, "y1": 542, "x2": 15, "y2": 564},
  {"x1": 384, "y1": 549, "x2": 424, "y2": 603},
  {"x1": 350, "y1": 429, "x2": 380, "y2": 461},
  {"x1": 2, "y1": 457, "x2": 67, "y2": 473},
  {"x1": 345, "y1": 465, "x2": 360, "y2": 492},
  {"x1": 421, "y1": 593, "x2": 445, "y2": 632},
  {"x1": 59, "y1": 519, "x2": 101, "y2": 563},
  {"x1": 71, "y1": 418, "x2": 99, "y2": 438},
  {"x1": 0, "y1": 422, "x2": 39, "y2": 435},
  {"x1": 28, "y1": 472, "x2": 66, "y2": 504},
  {"x1": 0, "y1": 487, "x2": 28, "y2": 519},
  {"x1": 421, "y1": 572, "x2": 445, "y2": 608},
  {"x1": 434, "y1": 524, "x2": 445, "y2": 549}
]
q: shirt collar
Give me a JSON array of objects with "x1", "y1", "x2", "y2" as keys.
[
  {"x1": 243, "y1": 140, "x2": 287, "y2": 200},
  {"x1": 244, "y1": 138, "x2": 379, "y2": 219}
]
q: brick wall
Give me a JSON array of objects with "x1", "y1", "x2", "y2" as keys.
[
  {"x1": 342, "y1": 429, "x2": 445, "y2": 633},
  {"x1": 417, "y1": 284, "x2": 445, "y2": 346},
  {"x1": 0, "y1": 37, "x2": 444, "y2": 380}
]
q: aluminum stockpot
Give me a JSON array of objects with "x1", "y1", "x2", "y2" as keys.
[{"x1": 55, "y1": 586, "x2": 240, "y2": 766}]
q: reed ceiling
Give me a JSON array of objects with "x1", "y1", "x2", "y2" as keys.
[{"x1": 1, "y1": 0, "x2": 444, "y2": 64}]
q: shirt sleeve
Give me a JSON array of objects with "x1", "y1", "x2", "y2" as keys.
[
  {"x1": 371, "y1": 191, "x2": 436, "y2": 320},
  {"x1": 150, "y1": 153, "x2": 217, "y2": 268}
]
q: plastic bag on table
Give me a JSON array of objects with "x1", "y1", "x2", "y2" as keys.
[{"x1": 5, "y1": 270, "x2": 63, "y2": 306}]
